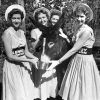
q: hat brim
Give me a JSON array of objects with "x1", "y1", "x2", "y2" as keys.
[
  {"x1": 33, "y1": 7, "x2": 50, "y2": 20},
  {"x1": 5, "y1": 4, "x2": 26, "y2": 21},
  {"x1": 73, "y1": 3, "x2": 93, "y2": 22}
]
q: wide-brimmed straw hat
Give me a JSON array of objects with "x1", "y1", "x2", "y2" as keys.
[
  {"x1": 50, "y1": 9, "x2": 62, "y2": 18},
  {"x1": 5, "y1": 4, "x2": 26, "y2": 21},
  {"x1": 33, "y1": 7, "x2": 50, "y2": 20},
  {"x1": 73, "y1": 3, "x2": 93, "y2": 22}
]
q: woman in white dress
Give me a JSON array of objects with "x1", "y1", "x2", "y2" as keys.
[
  {"x1": 2, "y1": 4, "x2": 38, "y2": 100},
  {"x1": 47, "y1": 3, "x2": 100, "y2": 100}
]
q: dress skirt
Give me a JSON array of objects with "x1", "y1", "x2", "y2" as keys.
[
  {"x1": 59, "y1": 54, "x2": 100, "y2": 100},
  {"x1": 3, "y1": 56, "x2": 35, "y2": 100},
  {"x1": 32, "y1": 67, "x2": 58, "y2": 100}
]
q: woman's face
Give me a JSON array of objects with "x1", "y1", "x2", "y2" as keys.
[
  {"x1": 51, "y1": 15, "x2": 60, "y2": 26},
  {"x1": 38, "y1": 13, "x2": 48, "y2": 26},
  {"x1": 75, "y1": 12, "x2": 86, "y2": 26},
  {"x1": 11, "y1": 13, "x2": 22, "y2": 28}
]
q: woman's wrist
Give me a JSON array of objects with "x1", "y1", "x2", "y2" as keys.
[{"x1": 59, "y1": 59, "x2": 61, "y2": 64}]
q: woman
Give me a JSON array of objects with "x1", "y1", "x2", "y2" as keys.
[
  {"x1": 47, "y1": 3, "x2": 100, "y2": 100},
  {"x1": 49, "y1": 9, "x2": 71, "y2": 91},
  {"x1": 2, "y1": 4, "x2": 38, "y2": 100},
  {"x1": 31, "y1": 7, "x2": 58, "y2": 100},
  {"x1": 50, "y1": 9, "x2": 70, "y2": 42}
]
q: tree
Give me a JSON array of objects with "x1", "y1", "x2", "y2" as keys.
[
  {"x1": 17, "y1": 0, "x2": 26, "y2": 32},
  {"x1": 17, "y1": 0, "x2": 24, "y2": 6}
]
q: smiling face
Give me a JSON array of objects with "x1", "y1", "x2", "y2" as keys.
[
  {"x1": 75, "y1": 12, "x2": 87, "y2": 26},
  {"x1": 51, "y1": 15, "x2": 60, "y2": 26},
  {"x1": 11, "y1": 13, "x2": 22, "y2": 28},
  {"x1": 38, "y1": 12, "x2": 48, "y2": 26}
]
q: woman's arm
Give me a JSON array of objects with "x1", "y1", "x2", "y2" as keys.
[
  {"x1": 47, "y1": 29, "x2": 91, "y2": 70},
  {"x1": 59, "y1": 28, "x2": 70, "y2": 43},
  {"x1": 59, "y1": 30, "x2": 91, "y2": 63}
]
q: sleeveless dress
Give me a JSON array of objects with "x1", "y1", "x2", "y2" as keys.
[
  {"x1": 3, "y1": 27, "x2": 35, "y2": 100},
  {"x1": 59, "y1": 24, "x2": 100, "y2": 100}
]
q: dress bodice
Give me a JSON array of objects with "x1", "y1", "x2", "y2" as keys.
[
  {"x1": 6, "y1": 27, "x2": 26, "y2": 56},
  {"x1": 72, "y1": 24, "x2": 95, "y2": 48}
]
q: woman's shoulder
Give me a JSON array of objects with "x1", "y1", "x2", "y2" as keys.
[
  {"x1": 82, "y1": 24, "x2": 93, "y2": 32},
  {"x1": 2, "y1": 27, "x2": 13, "y2": 40},
  {"x1": 77, "y1": 24, "x2": 93, "y2": 39},
  {"x1": 3, "y1": 27, "x2": 13, "y2": 36},
  {"x1": 5, "y1": 27, "x2": 13, "y2": 32},
  {"x1": 78, "y1": 24, "x2": 93, "y2": 36}
]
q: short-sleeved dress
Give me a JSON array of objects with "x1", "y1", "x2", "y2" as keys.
[
  {"x1": 59, "y1": 24, "x2": 100, "y2": 100},
  {"x1": 3, "y1": 27, "x2": 35, "y2": 100}
]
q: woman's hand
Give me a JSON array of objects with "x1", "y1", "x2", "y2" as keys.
[
  {"x1": 46, "y1": 60, "x2": 59, "y2": 70},
  {"x1": 29, "y1": 58, "x2": 39, "y2": 69},
  {"x1": 59, "y1": 28, "x2": 70, "y2": 43},
  {"x1": 59, "y1": 28, "x2": 67, "y2": 38},
  {"x1": 33, "y1": 56, "x2": 39, "y2": 61}
]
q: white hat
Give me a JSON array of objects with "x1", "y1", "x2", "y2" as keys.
[
  {"x1": 73, "y1": 3, "x2": 93, "y2": 22},
  {"x1": 5, "y1": 4, "x2": 26, "y2": 21}
]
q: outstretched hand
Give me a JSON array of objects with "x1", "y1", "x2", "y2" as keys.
[
  {"x1": 46, "y1": 60, "x2": 59, "y2": 71},
  {"x1": 59, "y1": 28, "x2": 70, "y2": 43},
  {"x1": 30, "y1": 58, "x2": 39, "y2": 69}
]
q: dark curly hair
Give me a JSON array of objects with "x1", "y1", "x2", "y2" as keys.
[
  {"x1": 34, "y1": 9, "x2": 49, "y2": 21},
  {"x1": 8, "y1": 9, "x2": 24, "y2": 20},
  {"x1": 73, "y1": 6, "x2": 90, "y2": 22},
  {"x1": 50, "y1": 9, "x2": 62, "y2": 19}
]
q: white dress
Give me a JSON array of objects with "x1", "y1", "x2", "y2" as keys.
[
  {"x1": 3, "y1": 27, "x2": 35, "y2": 100},
  {"x1": 59, "y1": 24, "x2": 100, "y2": 100},
  {"x1": 31, "y1": 28, "x2": 58, "y2": 100}
]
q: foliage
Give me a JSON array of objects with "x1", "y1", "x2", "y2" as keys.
[{"x1": 0, "y1": 0, "x2": 100, "y2": 67}]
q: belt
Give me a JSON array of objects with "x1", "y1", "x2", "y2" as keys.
[{"x1": 78, "y1": 47, "x2": 92, "y2": 55}]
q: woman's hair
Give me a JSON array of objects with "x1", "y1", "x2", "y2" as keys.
[
  {"x1": 34, "y1": 9, "x2": 49, "y2": 21},
  {"x1": 8, "y1": 9, "x2": 24, "y2": 20},
  {"x1": 73, "y1": 6, "x2": 90, "y2": 22},
  {"x1": 50, "y1": 11, "x2": 62, "y2": 19}
]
